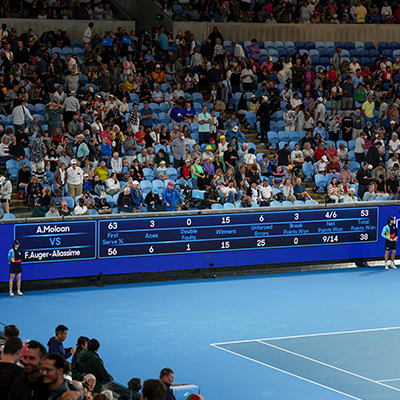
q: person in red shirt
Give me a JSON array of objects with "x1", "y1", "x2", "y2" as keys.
[
  {"x1": 135, "y1": 125, "x2": 146, "y2": 146},
  {"x1": 314, "y1": 143, "x2": 326, "y2": 161},
  {"x1": 361, "y1": 65, "x2": 371, "y2": 82},
  {"x1": 326, "y1": 64, "x2": 338, "y2": 85},
  {"x1": 327, "y1": 155, "x2": 341, "y2": 173}
]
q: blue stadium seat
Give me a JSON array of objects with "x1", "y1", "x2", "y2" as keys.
[
  {"x1": 305, "y1": 41, "x2": 315, "y2": 50},
  {"x1": 378, "y1": 41, "x2": 389, "y2": 51},
  {"x1": 345, "y1": 41, "x2": 355, "y2": 50},
  {"x1": 389, "y1": 42, "x2": 400, "y2": 50},
  {"x1": 335, "y1": 41, "x2": 345, "y2": 49},
  {"x1": 294, "y1": 41, "x2": 304, "y2": 50}
]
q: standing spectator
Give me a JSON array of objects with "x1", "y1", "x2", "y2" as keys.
[
  {"x1": 12, "y1": 101, "x2": 33, "y2": 133},
  {"x1": 198, "y1": 105, "x2": 211, "y2": 145},
  {"x1": 170, "y1": 133, "x2": 187, "y2": 168},
  {"x1": 82, "y1": 22, "x2": 94, "y2": 44},
  {"x1": 66, "y1": 159, "x2": 84, "y2": 199},
  {"x1": 47, "y1": 325, "x2": 76, "y2": 360},
  {"x1": 0, "y1": 175, "x2": 12, "y2": 214},
  {"x1": 28, "y1": 132, "x2": 46, "y2": 172},
  {"x1": 0, "y1": 337, "x2": 23, "y2": 398}
]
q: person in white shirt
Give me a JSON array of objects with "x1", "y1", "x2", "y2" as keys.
[
  {"x1": 240, "y1": 66, "x2": 254, "y2": 92},
  {"x1": 66, "y1": 159, "x2": 84, "y2": 199},
  {"x1": 232, "y1": 41, "x2": 245, "y2": 58},
  {"x1": 110, "y1": 152, "x2": 122, "y2": 175},
  {"x1": 74, "y1": 198, "x2": 89, "y2": 215},
  {"x1": 106, "y1": 173, "x2": 122, "y2": 195},
  {"x1": 12, "y1": 101, "x2": 33, "y2": 132},
  {"x1": 259, "y1": 179, "x2": 273, "y2": 205},
  {"x1": 316, "y1": 155, "x2": 328, "y2": 175},
  {"x1": 82, "y1": 22, "x2": 94, "y2": 44},
  {"x1": 349, "y1": 58, "x2": 360, "y2": 75}
]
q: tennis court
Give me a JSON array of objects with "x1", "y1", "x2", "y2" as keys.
[{"x1": 2, "y1": 267, "x2": 400, "y2": 399}]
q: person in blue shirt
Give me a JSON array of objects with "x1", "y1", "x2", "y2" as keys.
[
  {"x1": 98, "y1": 137, "x2": 112, "y2": 167},
  {"x1": 158, "y1": 26, "x2": 169, "y2": 51},
  {"x1": 225, "y1": 126, "x2": 246, "y2": 144},
  {"x1": 130, "y1": 180, "x2": 143, "y2": 211},
  {"x1": 162, "y1": 182, "x2": 185, "y2": 211},
  {"x1": 313, "y1": 120, "x2": 327, "y2": 140},
  {"x1": 140, "y1": 101, "x2": 154, "y2": 128},
  {"x1": 8, "y1": 240, "x2": 23, "y2": 297},
  {"x1": 170, "y1": 99, "x2": 185, "y2": 130},
  {"x1": 381, "y1": 216, "x2": 398, "y2": 269},
  {"x1": 183, "y1": 99, "x2": 198, "y2": 124},
  {"x1": 255, "y1": 83, "x2": 268, "y2": 101},
  {"x1": 47, "y1": 324, "x2": 76, "y2": 359}
]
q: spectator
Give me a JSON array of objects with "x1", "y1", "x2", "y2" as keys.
[
  {"x1": 0, "y1": 337, "x2": 23, "y2": 399},
  {"x1": 73, "y1": 338, "x2": 113, "y2": 394}
]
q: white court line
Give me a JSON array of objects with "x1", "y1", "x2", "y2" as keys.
[
  {"x1": 377, "y1": 378, "x2": 400, "y2": 383},
  {"x1": 257, "y1": 341, "x2": 400, "y2": 393},
  {"x1": 210, "y1": 344, "x2": 362, "y2": 400},
  {"x1": 211, "y1": 326, "x2": 400, "y2": 346}
]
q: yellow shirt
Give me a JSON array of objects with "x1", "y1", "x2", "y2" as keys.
[
  {"x1": 356, "y1": 5, "x2": 367, "y2": 23},
  {"x1": 362, "y1": 100, "x2": 375, "y2": 118},
  {"x1": 94, "y1": 166, "x2": 110, "y2": 181}
]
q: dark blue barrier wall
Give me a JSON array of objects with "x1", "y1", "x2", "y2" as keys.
[{"x1": 0, "y1": 203, "x2": 399, "y2": 284}]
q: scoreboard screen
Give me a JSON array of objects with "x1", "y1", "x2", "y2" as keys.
[{"x1": 0, "y1": 203, "x2": 395, "y2": 284}]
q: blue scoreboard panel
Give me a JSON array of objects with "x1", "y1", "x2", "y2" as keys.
[
  {"x1": 0, "y1": 203, "x2": 395, "y2": 284},
  {"x1": 15, "y1": 221, "x2": 97, "y2": 263},
  {"x1": 98, "y1": 207, "x2": 378, "y2": 258}
]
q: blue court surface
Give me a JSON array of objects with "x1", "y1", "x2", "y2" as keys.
[{"x1": 2, "y1": 267, "x2": 400, "y2": 399}]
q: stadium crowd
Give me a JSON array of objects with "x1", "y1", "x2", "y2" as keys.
[
  {"x1": 0, "y1": 21, "x2": 399, "y2": 217},
  {"x1": 155, "y1": 0, "x2": 400, "y2": 24},
  {"x1": 5, "y1": 1, "x2": 115, "y2": 20},
  {"x1": 0, "y1": 323, "x2": 200, "y2": 400}
]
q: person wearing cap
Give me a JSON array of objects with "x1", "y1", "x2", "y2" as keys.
[
  {"x1": 382, "y1": 216, "x2": 398, "y2": 269},
  {"x1": 151, "y1": 64, "x2": 166, "y2": 84},
  {"x1": 8, "y1": 240, "x2": 23, "y2": 297},
  {"x1": 223, "y1": 143, "x2": 239, "y2": 171},
  {"x1": 162, "y1": 182, "x2": 185, "y2": 211},
  {"x1": 74, "y1": 197, "x2": 89, "y2": 216},
  {"x1": 129, "y1": 180, "x2": 143, "y2": 212},
  {"x1": 67, "y1": 159, "x2": 84, "y2": 199},
  {"x1": 315, "y1": 155, "x2": 329, "y2": 175}
]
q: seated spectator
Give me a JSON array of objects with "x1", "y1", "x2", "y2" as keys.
[
  {"x1": 343, "y1": 187, "x2": 358, "y2": 203},
  {"x1": 79, "y1": 190, "x2": 96, "y2": 208},
  {"x1": 363, "y1": 184, "x2": 377, "y2": 201},
  {"x1": 328, "y1": 176, "x2": 341, "y2": 203},
  {"x1": 327, "y1": 156, "x2": 341, "y2": 173},
  {"x1": 339, "y1": 176, "x2": 351, "y2": 197},
  {"x1": 106, "y1": 173, "x2": 122, "y2": 196},
  {"x1": 316, "y1": 155, "x2": 328, "y2": 175},
  {"x1": 74, "y1": 197, "x2": 89, "y2": 215},
  {"x1": 294, "y1": 177, "x2": 312, "y2": 201}
]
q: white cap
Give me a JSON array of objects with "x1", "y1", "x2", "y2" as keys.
[
  {"x1": 391, "y1": 120, "x2": 396, "y2": 124},
  {"x1": 317, "y1": 97, "x2": 323, "y2": 102},
  {"x1": 71, "y1": 159, "x2": 77, "y2": 164},
  {"x1": 322, "y1": 156, "x2": 328, "y2": 162},
  {"x1": 262, "y1": 95, "x2": 269, "y2": 102},
  {"x1": 132, "y1": 180, "x2": 139, "y2": 185},
  {"x1": 0, "y1": 177, "x2": 5, "y2": 184},
  {"x1": 232, "y1": 126, "x2": 239, "y2": 133},
  {"x1": 368, "y1": 164, "x2": 373, "y2": 169}
]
